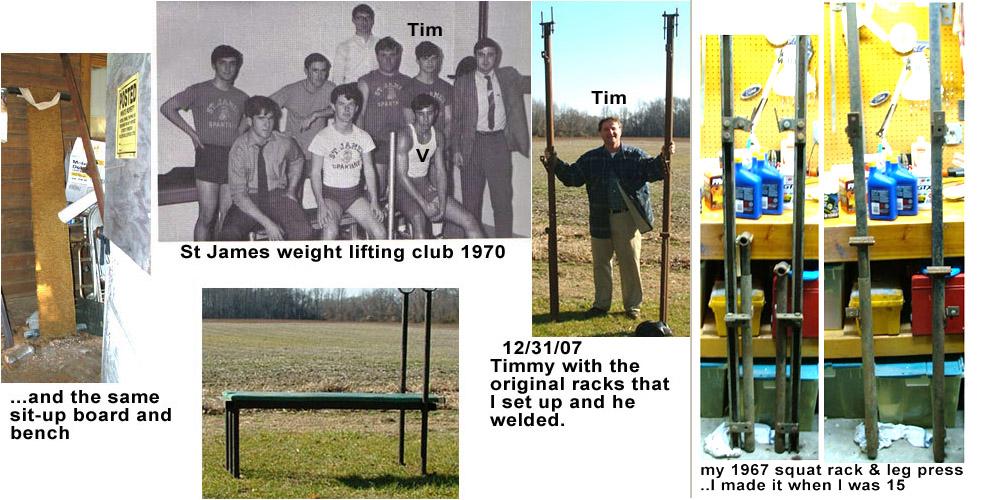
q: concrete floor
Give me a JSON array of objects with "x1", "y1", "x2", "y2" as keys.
[
  {"x1": 700, "y1": 417, "x2": 820, "y2": 460},
  {"x1": 824, "y1": 413, "x2": 964, "y2": 463}
]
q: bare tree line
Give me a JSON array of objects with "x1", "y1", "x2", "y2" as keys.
[
  {"x1": 202, "y1": 288, "x2": 459, "y2": 323},
  {"x1": 532, "y1": 98, "x2": 691, "y2": 139}
]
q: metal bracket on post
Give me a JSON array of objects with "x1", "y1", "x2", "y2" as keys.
[
  {"x1": 721, "y1": 116, "x2": 752, "y2": 143},
  {"x1": 931, "y1": 111, "x2": 947, "y2": 139}
]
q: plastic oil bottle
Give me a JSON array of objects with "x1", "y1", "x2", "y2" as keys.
[
  {"x1": 911, "y1": 136, "x2": 932, "y2": 211},
  {"x1": 780, "y1": 134, "x2": 795, "y2": 210},
  {"x1": 735, "y1": 155, "x2": 762, "y2": 219},
  {"x1": 868, "y1": 160, "x2": 898, "y2": 221},
  {"x1": 754, "y1": 154, "x2": 784, "y2": 216},
  {"x1": 886, "y1": 160, "x2": 918, "y2": 216}
]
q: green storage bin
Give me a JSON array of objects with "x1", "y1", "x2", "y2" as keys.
[
  {"x1": 824, "y1": 362, "x2": 866, "y2": 418},
  {"x1": 740, "y1": 364, "x2": 819, "y2": 432},
  {"x1": 701, "y1": 362, "x2": 727, "y2": 417},
  {"x1": 876, "y1": 359, "x2": 963, "y2": 428}
]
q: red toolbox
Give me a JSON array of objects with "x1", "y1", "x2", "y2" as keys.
[
  {"x1": 772, "y1": 270, "x2": 819, "y2": 338},
  {"x1": 911, "y1": 271, "x2": 964, "y2": 335}
]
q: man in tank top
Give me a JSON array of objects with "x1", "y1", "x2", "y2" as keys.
[
  {"x1": 393, "y1": 94, "x2": 483, "y2": 239},
  {"x1": 308, "y1": 83, "x2": 386, "y2": 240}
]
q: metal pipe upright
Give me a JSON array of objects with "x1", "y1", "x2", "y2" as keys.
[
  {"x1": 398, "y1": 289, "x2": 414, "y2": 465},
  {"x1": 478, "y1": 2, "x2": 489, "y2": 40},
  {"x1": 541, "y1": 10, "x2": 559, "y2": 322},
  {"x1": 658, "y1": 10, "x2": 679, "y2": 328},
  {"x1": 773, "y1": 262, "x2": 790, "y2": 454},
  {"x1": 928, "y1": 3, "x2": 948, "y2": 463},
  {"x1": 789, "y1": 35, "x2": 810, "y2": 452},
  {"x1": 845, "y1": 4, "x2": 879, "y2": 459},
  {"x1": 720, "y1": 35, "x2": 742, "y2": 449},
  {"x1": 420, "y1": 288, "x2": 435, "y2": 475},
  {"x1": 737, "y1": 232, "x2": 755, "y2": 452}
]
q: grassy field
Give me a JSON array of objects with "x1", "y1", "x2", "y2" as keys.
[
  {"x1": 202, "y1": 320, "x2": 458, "y2": 498},
  {"x1": 531, "y1": 137, "x2": 692, "y2": 337}
]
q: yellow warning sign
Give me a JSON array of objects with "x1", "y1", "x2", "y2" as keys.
[{"x1": 115, "y1": 72, "x2": 139, "y2": 158}]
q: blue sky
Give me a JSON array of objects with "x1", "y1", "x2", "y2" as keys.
[{"x1": 530, "y1": 1, "x2": 692, "y2": 111}]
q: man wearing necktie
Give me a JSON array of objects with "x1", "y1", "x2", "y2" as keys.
[
  {"x1": 453, "y1": 37, "x2": 530, "y2": 238},
  {"x1": 220, "y1": 96, "x2": 313, "y2": 241}
]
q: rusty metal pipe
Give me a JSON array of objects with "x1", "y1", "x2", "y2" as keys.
[
  {"x1": 737, "y1": 232, "x2": 755, "y2": 452},
  {"x1": 929, "y1": 3, "x2": 947, "y2": 463},
  {"x1": 845, "y1": 5, "x2": 879, "y2": 459},
  {"x1": 773, "y1": 262, "x2": 790, "y2": 453},
  {"x1": 540, "y1": 10, "x2": 559, "y2": 322}
]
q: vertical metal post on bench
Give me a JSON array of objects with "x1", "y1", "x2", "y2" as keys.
[
  {"x1": 398, "y1": 288, "x2": 415, "y2": 465},
  {"x1": 420, "y1": 288, "x2": 435, "y2": 475}
]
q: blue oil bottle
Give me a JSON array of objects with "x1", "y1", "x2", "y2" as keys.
[
  {"x1": 754, "y1": 154, "x2": 784, "y2": 216},
  {"x1": 886, "y1": 161, "x2": 918, "y2": 216},
  {"x1": 868, "y1": 163, "x2": 898, "y2": 221},
  {"x1": 735, "y1": 157, "x2": 762, "y2": 219}
]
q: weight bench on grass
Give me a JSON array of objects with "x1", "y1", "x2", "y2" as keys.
[{"x1": 223, "y1": 288, "x2": 442, "y2": 479}]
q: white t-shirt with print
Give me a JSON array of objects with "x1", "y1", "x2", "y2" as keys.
[{"x1": 308, "y1": 124, "x2": 376, "y2": 188}]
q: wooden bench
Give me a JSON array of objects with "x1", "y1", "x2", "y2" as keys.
[{"x1": 223, "y1": 289, "x2": 441, "y2": 479}]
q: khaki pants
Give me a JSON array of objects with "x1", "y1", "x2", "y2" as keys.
[{"x1": 591, "y1": 211, "x2": 643, "y2": 313}]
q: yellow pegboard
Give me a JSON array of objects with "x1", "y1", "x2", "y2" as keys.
[
  {"x1": 701, "y1": 35, "x2": 821, "y2": 163},
  {"x1": 824, "y1": 2, "x2": 964, "y2": 168}
]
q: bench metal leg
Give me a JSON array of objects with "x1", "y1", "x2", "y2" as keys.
[
  {"x1": 398, "y1": 410, "x2": 406, "y2": 465},
  {"x1": 225, "y1": 401, "x2": 233, "y2": 476},
  {"x1": 233, "y1": 408, "x2": 240, "y2": 478},
  {"x1": 420, "y1": 409, "x2": 428, "y2": 475}
]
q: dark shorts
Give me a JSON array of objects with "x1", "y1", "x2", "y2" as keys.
[
  {"x1": 395, "y1": 176, "x2": 440, "y2": 216},
  {"x1": 323, "y1": 184, "x2": 365, "y2": 211},
  {"x1": 194, "y1": 144, "x2": 230, "y2": 184}
]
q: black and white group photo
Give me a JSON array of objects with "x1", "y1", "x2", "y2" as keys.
[{"x1": 156, "y1": 1, "x2": 531, "y2": 241}]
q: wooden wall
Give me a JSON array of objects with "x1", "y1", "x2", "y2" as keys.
[{"x1": 1, "y1": 53, "x2": 104, "y2": 302}]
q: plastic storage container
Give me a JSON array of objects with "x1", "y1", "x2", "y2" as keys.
[
  {"x1": 824, "y1": 264, "x2": 845, "y2": 330},
  {"x1": 911, "y1": 270, "x2": 965, "y2": 335},
  {"x1": 708, "y1": 280, "x2": 765, "y2": 336},
  {"x1": 876, "y1": 358, "x2": 963, "y2": 427},
  {"x1": 824, "y1": 362, "x2": 865, "y2": 418},
  {"x1": 740, "y1": 363, "x2": 819, "y2": 432},
  {"x1": 887, "y1": 161, "x2": 918, "y2": 216},
  {"x1": 771, "y1": 270, "x2": 820, "y2": 338},
  {"x1": 912, "y1": 136, "x2": 932, "y2": 211},
  {"x1": 848, "y1": 283, "x2": 904, "y2": 335},
  {"x1": 868, "y1": 164, "x2": 898, "y2": 220},
  {"x1": 754, "y1": 155, "x2": 783, "y2": 216},
  {"x1": 735, "y1": 159, "x2": 762, "y2": 220},
  {"x1": 700, "y1": 361, "x2": 727, "y2": 417}
]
